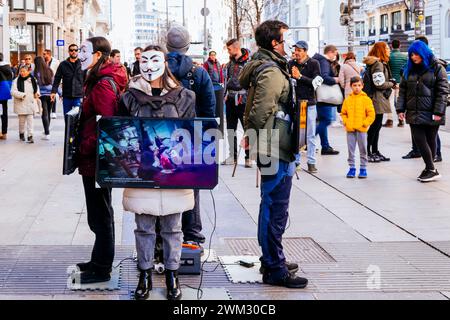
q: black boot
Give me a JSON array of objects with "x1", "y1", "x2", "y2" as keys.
[
  {"x1": 135, "y1": 269, "x2": 153, "y2": 301},
  {"x1": 19, "y1": 133, "x2": 25, "y2": 142},
  {"x1": 165, "y1": 270, "x2": 182, "y2": 301}
]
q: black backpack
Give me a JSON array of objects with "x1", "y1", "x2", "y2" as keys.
[{"x1": 362, "y1": 65, "x2": 375, "y2": 98}]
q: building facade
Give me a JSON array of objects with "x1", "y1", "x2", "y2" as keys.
[
  {"x1": 353, "y1": 0, "x2": 450, "y2": 61},
  {"x1": 1, "y1": 0, "x2": 10, "y2": 60}
]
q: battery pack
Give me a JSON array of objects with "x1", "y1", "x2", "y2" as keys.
[{"x1": 179, "y1": 246, "x2": 202, "y2": 275}]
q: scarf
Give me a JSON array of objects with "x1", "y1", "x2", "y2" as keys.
[{"x1": 17, "y1": 75, "x2": 38, "y2": 94}]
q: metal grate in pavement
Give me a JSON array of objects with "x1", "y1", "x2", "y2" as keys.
[{"x1": 224, "y1": 238, "x2": 336, "y2": 264}]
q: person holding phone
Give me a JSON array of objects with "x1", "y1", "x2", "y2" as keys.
[{"x1": 397, "y1": 40, "x2": 449, "y2": 183}]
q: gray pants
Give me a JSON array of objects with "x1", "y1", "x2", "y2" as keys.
[
  {"x1": 134, "y1": 213, "x2": 183, "y2": 271},
  {"x1": 347, "y1": 131, "x2": 368, "y2": 169}
]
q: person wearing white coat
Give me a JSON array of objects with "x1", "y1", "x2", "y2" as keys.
[
  {"x1": 119, "y1": 45, "x2": 197, "y2": 301},
  {"x1": 11, "y1": 65, "x2": 40, "y2": 143}
]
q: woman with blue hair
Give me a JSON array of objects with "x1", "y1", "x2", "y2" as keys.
[{"x1": 397, "y1": 40, "x2": 449, "y2": 183}]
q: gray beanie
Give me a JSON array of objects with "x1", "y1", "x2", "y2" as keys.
[{"x1": 166, "y1": 25, "x2": 191, "y2": 54}]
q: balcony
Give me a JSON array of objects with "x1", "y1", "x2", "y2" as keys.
[
  {"x1": 405, "y1": 23, "x2": 414, "y2": 31},
  {"x1": 391, "y1": 25, "x2": 403, "y2": 33},
  {"x1": 369, "y1": 29, "x2": 376, "y2": 36},
  {"x1": 380, "y1": 27, "x2": 389, "y2": 35}
]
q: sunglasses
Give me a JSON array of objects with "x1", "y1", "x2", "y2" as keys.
[{"x1": 69, "y1": 49, "x2": 79, "y2": 53}]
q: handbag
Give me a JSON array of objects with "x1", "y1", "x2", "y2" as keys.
[
  {"x1": 35, "y1": 98, "x2": 43, "y2": 114},
  {"x1": 316, "y1": 84, "x2": 344, "y2": 105}
]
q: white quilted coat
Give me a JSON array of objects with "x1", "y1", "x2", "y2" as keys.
[
  {"x1": 122, "y1": 78, "x2": 195, "y2": 216},
  {"x1": 123, "y1": 188, "x2": 194, "y2": 216},
  {"x1": 11, "y1": 78, "x2": 40, "y2": 115}
]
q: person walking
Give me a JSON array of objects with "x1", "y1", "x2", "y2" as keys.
[
  {"x1": 240, "y1": 20, "x2": 308, "y2": 289},
  {"x1": 339, "y1": 52, "x2": 363, "y2": 98},
  {"x1": 341, "y1": 76, "x2": 376, "y2": 179},
  {"x1": 397, "y1": 40, "x2": 449, "y2": 183},
  {"x1": 51, "y1": 44, "x2": 84, "y2": 115},
  {"x1": 203, "y1": 51, "x2": 225, "y2": 134},
  {"x1": 131, "y1": 47, "x2": 143, "y2": 77},
  {"x1": 43, "y1": 49, "x2": 60, "y2": 119},
  {"x1": 75, "y1": 37, "x2": 128, "y2": 284},
  {"x1": 223, "y1": 39, "x2": 252, "y2": 167},
  {"x1": 166, "y1": 24, "x2": 216, "y2": 248},
  {"x1": 289, "y1": 40, "x2": 321, "y2": 173},
  {"x1": 0, "y1": 53, "x2": 13, "y2": 140},
  {"x1": 385, "y1": 40, "x2": 408, "y2": 128},
  {"x1": 313, "y1": 45, "x2": 341, "y2": 155},
  {"x1": 34, "y1": 56, "x2": 61, "y2": 141},
  {"x1": 11, "y1": 65, "x2": 40, "y2": 144},
  {"x1": 119, "y1": 45, "x2": 196, "y2": 301},
  {"x1": 363, "y1": 42, "x2": 395, "y2": 163}
]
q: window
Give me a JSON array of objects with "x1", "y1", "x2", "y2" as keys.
[
  {"x1": 426, "y1": 15, "x2": 432, "y2": 35},
  {"x1": 294, "y1": 8, "x2": 300, "y2": 26},
  {"x1": 392, "y1": 11, "x2": 402, "y2": 30},
  {"x1": 10, "y1": 0, "x2": 44, "y2": 13},
  {"x1": 355, "y1": 21, "x2": 365, "y2": 38},
  {"x1": 447, "y1": 11, "x2": 450, "y2": 38},
  {"x1": 380, "y1": 14, "x2": 389, "y2": 34},
  {"x1": 369, "y1": 16, "x2": 376, "y2": 35},
  {"x1": 405, "y1": 10, "x2": 413, "y2": 30}
]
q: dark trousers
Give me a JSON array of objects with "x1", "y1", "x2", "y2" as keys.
[
  {"x1": 215, "y1": 88, "x2": 225, "y2": 135},
  {"x1": 226, "y1": 99, "x2": 249, "y2": 160},
  {"x1": 182, "y1": 190, "x2": 205, "y2": 243},
  {"x1": 367, "y1": 114, "x2": 384, "y2": 154},
  {"x1": 258, "y1": 161, "x2": 294, "y2": 281},
  {"x1": 410, "y1": 125, "x2": 439, "y2": 171},
  {"x1": 316, "y1": 106, "x2": 335, "y2": 149},
  {"x1": 40, "y1": 96, "x2": 52, "y2": 135},
  {"x1": 1, "y1": 100, "x2": 7, "y2": 134},
  {"x1": 51, "y1": 99, "x2": 56, "y2": 113},
  {"x1": 82, "y1": 176, "x2": 115, "y2": 272},
  {"x1": 411, "y1": 130, "x2": 442, "y2": 157}
]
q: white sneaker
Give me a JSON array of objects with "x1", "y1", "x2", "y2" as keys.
[
  {"x1": 51, "y1": 113, "x2": 57, "y2": 119},
  {"x1": 42, "y1": 135, "x2": 51, "y2": 141}
]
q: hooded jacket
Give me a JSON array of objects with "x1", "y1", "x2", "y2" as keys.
[
  {"x1": 239, "y1": 48, "x2": 294, "y2": 164},
  {"x1": 119, "y1": 75, "x2": 196, "y2": 217},
  {"x1": 226, "y1": 48, "x2": 250, "y2": 92},
  {"x1": 341, "y1": 91, "x2": 376, "y2": 133},
  {"x1": 397, "y1": 58, "x2": 449, "y2": 126},
  {"x1": 11, "y1": 76, "x2": 40, "y2": 115},
  {"x1": 362, "y1": 56, "x2": 394, "y2": 114},
  {"x1": 0, "y1": 63, "x2": 13, "y2": 101},
  {"x1": 78, "y1": 62, "x2": 128, "y2": 177},
  {"x1": 167, "y1": 52, "x2": 216, "y2": 118},
  {"x1": 339, "y1": 59, "x2": 363, "y2": 98},
  {"x1": 51, "y1": 58, "x2": 84, "y2": 98}
]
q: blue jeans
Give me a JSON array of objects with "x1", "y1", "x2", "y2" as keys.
[
  {"x1": 296, "y1": 105, "x2": 318, "y2": 165},
  {"x1": 63, "y1": 98, "x2": 82, "y2": 115},
  {"x1": 316, "y1": 106, "x2": 335, "y2": 150},
  {"x1": 258, "y1": 161, "x2": 296, "y2": 281}
]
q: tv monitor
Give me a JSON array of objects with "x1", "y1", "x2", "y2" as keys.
[
  {"x1": 96, "y1": 117, "x2": 219, "y2": 190},
  {"x1": 63, "y1": 107, "x2": 81, "y2": 176}
]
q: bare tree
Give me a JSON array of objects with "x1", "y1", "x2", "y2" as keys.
[
  {"x1": 244, "y1": 0, "x2": 267, "y2": 34},
  {"x1": 227, "y1": 0, "x2": 247, "y2": 39}
]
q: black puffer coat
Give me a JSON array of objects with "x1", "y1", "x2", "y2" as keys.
[
  {"x1": 119, "y1": 76, "x2": 196, "y2": 119},
  {"x1": 397, "y1": 59, "x2": 449, "y2": 126}
]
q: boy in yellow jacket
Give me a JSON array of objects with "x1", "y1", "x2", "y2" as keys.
[{"x1": 341, "y1": 76, "x2": 376, "y2": 179}]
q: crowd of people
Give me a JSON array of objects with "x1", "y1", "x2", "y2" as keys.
[{"x1": 0, "y1": 18, "x2": 449, "y2": 301}]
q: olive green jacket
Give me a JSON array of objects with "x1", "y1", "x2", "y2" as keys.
[{"x1": 239, "y1": 48, "x2": 294, "y2": 163}]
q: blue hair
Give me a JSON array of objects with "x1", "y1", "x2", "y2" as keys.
[{"x1": 403, "y1": 40, "x2": 435, "y2": 78}]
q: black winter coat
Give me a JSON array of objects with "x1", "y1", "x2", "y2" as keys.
[
  {"x1": 289, "y1": 57, "x2": 322, "y2": 106},
  {"x1": 51, "y1": 58, "x2": 84, "y2": 98},
  {"x1": 397, "y1": 59, "x2": 449, "y2": 126},
  {"x1": 118, "y1": 77, "x2": 196, "y2": 119}
]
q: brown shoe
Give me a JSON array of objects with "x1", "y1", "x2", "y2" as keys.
[
  {"x1": 382, "y1": 120, "x2": 393, "y2": 128},
  {"x1": 245, "y1": 159, "x2": 253, "y2": 168},
  {"x1": 0, "y1": 134, "x2": 6, "y2": 140},
  {"x1": 398, "y1": 120, "x2": 404, "y2": 127}
]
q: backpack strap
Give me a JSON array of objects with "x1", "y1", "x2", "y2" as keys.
[{"x1": 99, "y1": 76, "x2": 120, "y2": 100}]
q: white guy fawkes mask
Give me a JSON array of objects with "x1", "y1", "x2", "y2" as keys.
[
  {"x1": 79, "y1": 41, "x2": 94, "y2": 71},
  {"x1": 140, "y1": 50, "x2": 166, "y2": 81},
  {"x1": 372, "y1": 72, "x2": 386, "y2": 86}
]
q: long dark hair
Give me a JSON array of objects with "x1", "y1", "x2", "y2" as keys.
[
  {"x1": 34, "y1": 56, "x2": 53, "y2": 86},
  {"x1": 143, "y1": 45, "x2": 180, "y2": 91},
  {"x1": 85, "y1": 37, "x2": 112, "y2": 93}
]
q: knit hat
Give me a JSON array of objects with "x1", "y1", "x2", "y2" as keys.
[{"x1": 166, "y1": 25, "x2": 191, "y2": 54}]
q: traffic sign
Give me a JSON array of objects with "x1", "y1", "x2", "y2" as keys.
[{"x1": 56, "y1": 40, "x2": 65, "y2": 47}]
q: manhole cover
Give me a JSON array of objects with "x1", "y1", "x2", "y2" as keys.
[{"x1": 224, "y1": 238, "x2": 336, "y2": 264}]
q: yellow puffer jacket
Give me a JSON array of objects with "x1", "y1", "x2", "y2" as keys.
[{"x1": 341, "y1": 92, "x2": 376, "y2": 133}]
